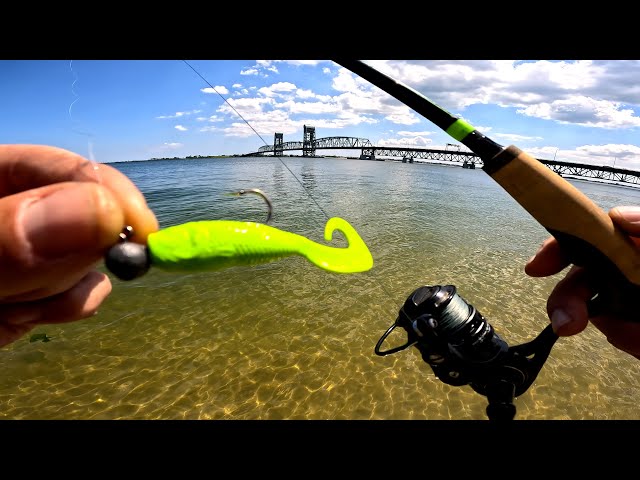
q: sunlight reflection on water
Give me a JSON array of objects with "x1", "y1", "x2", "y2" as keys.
[{"x1": 2, "y1": 157, "x2": 640, "y2": 420}]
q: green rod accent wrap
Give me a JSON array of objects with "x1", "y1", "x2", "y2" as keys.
[
  {"x1": 147, "y1": 217, "x2": 373, "y2": 274},
  {"x1": 445, "y1": 119, "x2": 476, "y2": 141}
]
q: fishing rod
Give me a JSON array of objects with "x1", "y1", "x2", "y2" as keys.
[
  {"x1": 334, "y1": 59, "x2": 640, "y2": 420},
  {"x1": 334, "y1": 60, "x2": 640, "y2": 320}
]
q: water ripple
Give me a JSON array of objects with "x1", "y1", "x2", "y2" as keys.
[{"x1": 2, "y1": 157, "x2": 640, "y2": 420}]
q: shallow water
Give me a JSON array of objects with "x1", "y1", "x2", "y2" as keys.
[{"x1": 2, "y1": 157, "x2": 640, "y2": 420}]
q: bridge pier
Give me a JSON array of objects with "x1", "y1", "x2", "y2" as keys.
[
  {"x1": 274, "y1": 133, "x2": 283, "y2": 157},
  {"x1": 360, "y1": 147, "x2": 376, "y2": 160},
  {"x1": 303, "y1": 125, "x2": 316, "y2": 157}
]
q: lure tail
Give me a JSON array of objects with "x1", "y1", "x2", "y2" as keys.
[{"x1": 301, "y1": 217, "x2": 373, "y2": 273}]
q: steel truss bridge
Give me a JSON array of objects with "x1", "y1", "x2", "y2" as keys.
[
  {"x1": 254, "y1": 136, "x2": 374, "y2": 156},
  {"x1": 244, "y1": 134, "x2": 640, "y2": 187}
]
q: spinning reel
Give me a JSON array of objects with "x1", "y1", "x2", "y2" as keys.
[{"x1": 376, "y1": 285, "x2": 558, "y2": 420}]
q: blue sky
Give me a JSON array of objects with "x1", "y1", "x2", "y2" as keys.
[{"x1": 3, "y1": 59, "x2": 640, "y2": 169}]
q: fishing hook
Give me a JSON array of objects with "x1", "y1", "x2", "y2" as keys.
[{"x1": 226, "y1": 188, "x2": 273, "y2": 224}]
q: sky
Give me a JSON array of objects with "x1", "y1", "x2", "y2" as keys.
[{"x1": 3, "y1": 59, "x2": 640, "y2": 169}]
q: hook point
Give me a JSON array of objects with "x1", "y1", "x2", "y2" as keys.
[{"x1": 229, "y1": 188, "x2": 273, "y2": 224}]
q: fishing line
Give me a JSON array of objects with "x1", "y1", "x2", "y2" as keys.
[
  {"x1": 182, "y1": 60, "x2": 332, "y2": 222},
  {"x1": 182, "y1": 60, "x2": 401, "y2": 318},
  {"x1": 68, "y1": 60, "x2": 102, "y2": 184},
  {"x1": 24, "y1": 61, "x2": 108, "y2": 345}
]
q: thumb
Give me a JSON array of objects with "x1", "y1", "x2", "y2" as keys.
[
  {"x1": 609, "y1": 206, "x2": 640, "y2": 237},
  {"x1": 0, "y1": 181, "x2": 124, "y2": 300}
]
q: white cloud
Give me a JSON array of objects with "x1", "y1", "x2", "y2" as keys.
[
  {"x1": 295, "y1": 89, "x2": 331, "y2": 102},
  {"x1": 257, "y1": 61, "x2": 278, "y2": 72},
  {"x1": 284, "y1": 61, "x2": 323, "y2": 67},
  {"x1": 240, "y1": 61, "x2": 280, "y2": 77},
  {"x1": 219, "y1": 109, "x2": 292, "y2": 138},
  {"x1": 276, "y1": 99, "x2": 339, "y2": 115},
  {"x1": 377, "y1": 136, "x2": 433, "y2": 148},
  {"x1": 218, "y1": 97, "x2": 274, "y2": 117},
  {"x1": 258, "y1": 82, "x2": 297, "y2": 97},
  {"x1": 201, "y1": 86, "x2": 229, "y2": 95},
  {"x1": 356, "y1": 60, "x2": 640, "y2": 130},
  {"x1": 384, "y1": 112, "x2": 421, "y2": 125},
  {"x1": 297, "y1": 88, "x2": 316, "y2": 99},
  {"x1": 308, "y1": 116, "x2": 374, "y2": 130},
  {"x1": 518, "y1": 96, "x2": 640, "y2": 128},
  {"x1": 577, "y1": 143, "x2": 640, "y2": 159},
  {"x1": 397, "y1": 130, "x2": 435, "y2": 136},
  {"x1": 175, "y1": 125, "x2": 187, "y2": 131},
  {"x1": 521, "y1": 144, "x2": 640, "y2": 167},
  {"x1": 494, "y1": 133, "x2": 543, "y2": 142},
  {"x1": 156, "y1": 109, "x2": 202, "y2": 119},
  {"x1": 333, "y1": 68, "x2": 371, "y2": 93}
]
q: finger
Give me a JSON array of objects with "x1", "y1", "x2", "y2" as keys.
[
  {"x1": 0, "y1": 270, "x2": 111, "y2": 348},
  {"x1": 524, "y1": 236, "x2": 571, "y2": 277},
  {"x1": 545, "y1": 266, "x2": 595, "y2": 336},
  {"x1": 88, "y1": 162, "x2": 159, "y2": 244},
  {"x1": 609, "y1": 206, "x2": 640, "y2": 238},
  {"x1": 0, "y1": 144, "x2": 158, "y2": 243},
  {"x1": 0, "y1": 144, "x2": 103, "y2": 192},
  {"x1": 589, "y1": 316, "x2": 640, "y2": 359},
  {"x1": 0, "y1": 182, "x2": 123, "y2": 300}
]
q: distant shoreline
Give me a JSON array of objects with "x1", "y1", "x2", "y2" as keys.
[{"x1": 109, "y1": 154, "x2": 359, "y2": 164}]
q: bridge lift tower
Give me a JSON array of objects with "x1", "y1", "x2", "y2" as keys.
[
  {"x1": 274, "y1": 133, "x2": 284, "y2": 156},
  {"x1": 303, "y1": 125, "x2": 316, "y2": 157}
]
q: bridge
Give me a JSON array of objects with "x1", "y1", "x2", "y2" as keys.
[{"x1": 243, "y1": 126, "x2": 640, "y2": 187}]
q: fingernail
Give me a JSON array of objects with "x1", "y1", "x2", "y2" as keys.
[
  {"x1": 612, "y1": 206, "x2": 640, "y2": 223},
  {"x1": 526, "y1": 242, "x2": 546, "y2": 265},
  {"x1": 551, "y1": 309, "x2": 572, "y2": 333},
  {"x1": 22, "y1": 185, "x2": 97, "y2": 259}
]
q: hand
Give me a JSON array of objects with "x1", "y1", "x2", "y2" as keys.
[
  {"x1": 525, "y1": 206, "x2": 640, "y2": 359},
  {"x1": 0, "y1": 144, "x2": 158, "y2": 347}
]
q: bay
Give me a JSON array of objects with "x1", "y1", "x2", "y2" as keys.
[{"x1": 2, "y1": 156, "x2": 639, "y2": 420}]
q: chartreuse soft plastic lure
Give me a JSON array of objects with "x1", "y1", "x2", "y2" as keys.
[
  {"x1": 105, "y1": 217, "x2": 373, "y2": 280},
  {"x1": 149, "y1": 217, "x2": 372, "y2": 272}
]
